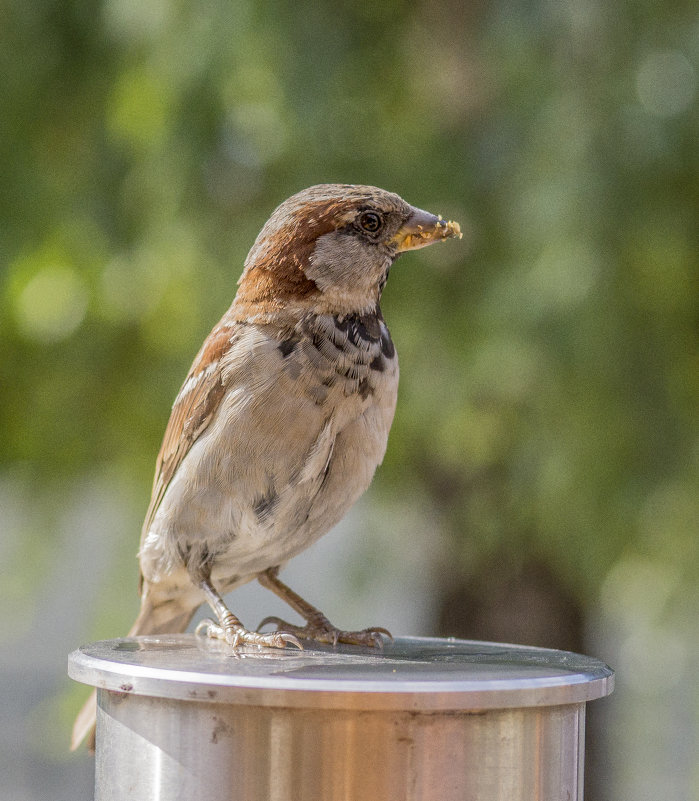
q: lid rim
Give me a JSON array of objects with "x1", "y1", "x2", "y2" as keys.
[{"x1": 68, "y1": 634, "x2": 614, "y2": 711}]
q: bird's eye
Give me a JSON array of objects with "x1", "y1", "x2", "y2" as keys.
[{"x1": 358, "y1": 211, "x2": 383, "y2": 233}]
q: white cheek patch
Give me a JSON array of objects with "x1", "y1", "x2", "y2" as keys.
[
  {"x1": 305, "y1": 232, "x2": 392, "y2": 313},
  {"x1": 306, "y1": 232, "x2": 366, "y2": 290}
]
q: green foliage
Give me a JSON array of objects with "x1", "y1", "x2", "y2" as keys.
[{"x1": 1, "y1": 0, "x2": 697, "y2": 616}]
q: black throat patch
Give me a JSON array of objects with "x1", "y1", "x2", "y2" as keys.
[{"x1": 333, "y1": 307, "x2": 394, "y2": 358}]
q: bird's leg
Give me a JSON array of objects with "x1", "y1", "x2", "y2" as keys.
[
  {"x1": 195, "y1": 577, "x2": 302, "y2": 650},
  {"x1": 257, "y1": 566, "x2": 391, "y2": 647}
]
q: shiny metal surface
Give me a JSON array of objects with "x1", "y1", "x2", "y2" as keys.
[
  {"x1": 68, "y1": 635, "x2": 614, "y2": 801},
  {"x1": 69, "y1": 634, "x2": 613, "y2": 709}
]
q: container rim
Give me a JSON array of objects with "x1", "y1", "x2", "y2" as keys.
[{"x1": 68, "y1": 634, "x2": 614, "y2": 711}]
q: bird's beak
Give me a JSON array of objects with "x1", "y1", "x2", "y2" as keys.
[{"x1": 390, "y1": 207, "x2": 462, "y2": 252}]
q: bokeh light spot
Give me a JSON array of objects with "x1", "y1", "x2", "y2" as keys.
[
  {"x1": 636, "y1": 51, "x2": 696, "y2": 118},
  {"x1": 15, "y1": 266, "x2": 88, "y2": 343},
  {"x1": 107, "y1": 67, "x2": 171, "y2": 147}
]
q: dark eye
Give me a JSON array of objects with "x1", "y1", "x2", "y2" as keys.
[{"x1": 358, "y1": 211, "x2": 383, "y2": 233}]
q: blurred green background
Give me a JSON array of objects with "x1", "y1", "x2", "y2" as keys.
[{"x1": 1, "y1": 1, "x2": 697, "y2": 799}]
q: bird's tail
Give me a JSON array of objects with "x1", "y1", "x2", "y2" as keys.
[{"x1": 70, "y1": 594, "x2": 196, "y2": 752}]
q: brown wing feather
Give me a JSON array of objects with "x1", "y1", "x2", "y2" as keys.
[{"x1": 140, "y1": 322, "x2": 235, "y2": 549}]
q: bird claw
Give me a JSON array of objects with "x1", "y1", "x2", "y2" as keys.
[
  {"x1": 196, "y1": 617, "x2": 303, "y2": 651},
  {"x1": 257, "y1": 614, "x2": 391, "y2": 649},
  {"x1": 366, "y1": 626, "x2": 393, "y2": 644}
]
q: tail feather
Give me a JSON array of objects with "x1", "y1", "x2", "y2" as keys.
[{"x1": 70, "y1": 597, "x2": 196, "y2": 752}]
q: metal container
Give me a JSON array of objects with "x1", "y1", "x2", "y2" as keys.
[{"x1": 68, "y1": 635, "x2": 613, "y2": 801}]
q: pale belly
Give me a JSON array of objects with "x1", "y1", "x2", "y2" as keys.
[{"x1": 140, "y1": 356, "x2": 398, "y2": 589}]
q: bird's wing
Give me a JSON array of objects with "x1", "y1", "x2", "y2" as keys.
[{"x1": 140, "y1": 323, "x2": 234, "y2": 548}]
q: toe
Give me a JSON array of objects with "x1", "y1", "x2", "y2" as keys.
[{"x1": 257, "y1": 615, "x2": 291, "y2": 633}]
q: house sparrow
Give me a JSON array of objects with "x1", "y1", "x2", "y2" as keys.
[{"x1": 71, "y1": 184, "x2": 461, "y2": 750}]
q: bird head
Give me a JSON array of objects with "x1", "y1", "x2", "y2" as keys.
[{"x1": 234, "y1": 184, "x2": 462, "y2": 318}]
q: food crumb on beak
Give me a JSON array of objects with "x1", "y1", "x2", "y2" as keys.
[{"x1": 393, "y1": 216, "x2": 463, "y2": 252}]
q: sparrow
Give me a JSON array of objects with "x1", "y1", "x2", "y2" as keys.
[{"x1": 71, "y1": 183, "x2": 461, "y2": 750}]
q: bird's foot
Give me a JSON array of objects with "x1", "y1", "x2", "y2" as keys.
[
  {"x1": 195, "y1": 616, "x2": 303, "y2": 651},
  {"x1": 257, "y1": 611, "x2": 391, "y2": 648}
]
